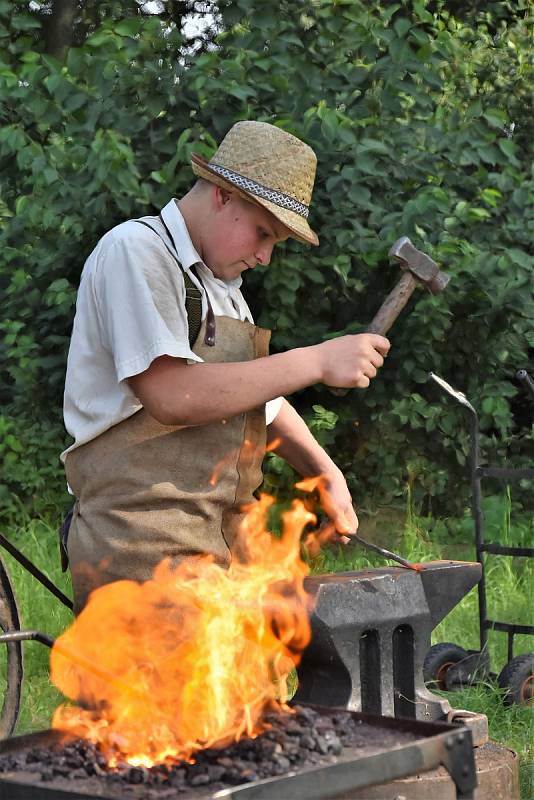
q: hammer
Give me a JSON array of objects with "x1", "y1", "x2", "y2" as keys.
[{"x1": 330, "y1": 237, "x2": 450, "y2": 396}]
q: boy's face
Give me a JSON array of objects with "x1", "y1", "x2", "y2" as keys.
[{"x1": 203, "y1": 188, "x2": 291, "y2": 281}]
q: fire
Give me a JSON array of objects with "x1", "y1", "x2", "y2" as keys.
[{"x1": 50, "y1": 491, "x2": 322, "y2": 767}]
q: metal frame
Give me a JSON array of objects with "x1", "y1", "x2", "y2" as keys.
[
  {"x1": 429, "y1": 371, "x2": 534, "y2": 660},
  {"x1": 0, "y1": 560, "x2": 23, "y2": 740},
  {"x1": 0, "y1": 535, "x2": 70, "y2": 739},
  {"x1": 0, "y1": 533, "x2": 72, "y2": 611}
]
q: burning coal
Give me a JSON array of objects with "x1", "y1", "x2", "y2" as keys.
[{"x1": 50, "y1": 491, "x2": 327, "y2": 767}]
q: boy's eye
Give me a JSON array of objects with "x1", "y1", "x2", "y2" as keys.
[{"x1": 258, "y1": 228, "x2": 270, "y2": 239}]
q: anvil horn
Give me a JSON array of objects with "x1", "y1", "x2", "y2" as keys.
[{"x1": 419, "y1": 560, "x2": 481, "y2": 628}]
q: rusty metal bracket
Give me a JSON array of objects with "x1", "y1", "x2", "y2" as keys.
[
  {"x1": 447, "y1": 709, "x2": 489, "y2": 748},
  {"x1": 438, "y1": 727, "x2": 477, "y2": 799}
]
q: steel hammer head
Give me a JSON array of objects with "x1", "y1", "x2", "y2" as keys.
[{"x1": 388, "y1": 236, "x2": 450, "y2": 295}]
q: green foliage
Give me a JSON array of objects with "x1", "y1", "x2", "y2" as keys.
[{"x1": 0, "y1": 0, "x2": 533, "y2": 517}]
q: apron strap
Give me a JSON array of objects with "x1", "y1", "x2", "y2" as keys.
[{"x1": 134, "y1": 217, "x2": 216, "y2": 347}]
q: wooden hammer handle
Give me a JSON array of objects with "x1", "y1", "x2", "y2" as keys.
[
  {"x1": 365, "y1": 270, "x2": 417, "y2": 336},
  {"x1": 328, "y1": 271, "x2": 417, "y2": 397}
]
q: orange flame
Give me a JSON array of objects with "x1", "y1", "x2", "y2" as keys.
[{"x1": 50, "y1": 493, "x2": 317, "y2": 767}]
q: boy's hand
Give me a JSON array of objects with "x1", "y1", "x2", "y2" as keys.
[
  {"x1": 317, "y1": 468, "x2": 358, "y2": 542},
  {"x1": 313, "y1": 334, "x2": 390, "y2": 389}
]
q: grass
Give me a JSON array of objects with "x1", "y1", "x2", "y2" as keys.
[{"x1": 0, "y1": 494, "x2": 532, "y2": 797}]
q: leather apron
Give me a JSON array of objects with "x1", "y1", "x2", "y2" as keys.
[{"x1": 65, "y1": 316, "x2": 271, "y2": 614}]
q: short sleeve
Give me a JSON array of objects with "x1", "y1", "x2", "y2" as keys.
[
  {"x1": 266, "y1": 397, "x2": 283, "y2": 425},
  {"x1": 93, "y1": 223, "x2": 202, "y2": 383}
]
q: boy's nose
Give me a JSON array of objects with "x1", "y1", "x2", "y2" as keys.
[{"x1": 255, "y1": 243, "x2": 274, "y2": 266}]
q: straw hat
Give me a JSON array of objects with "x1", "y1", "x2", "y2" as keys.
[{"x1": 191, "y1": 121, "x2": 319, "y2": 246}]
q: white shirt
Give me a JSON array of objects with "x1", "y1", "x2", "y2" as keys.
[{"x1": 62, "y1": 199, "x2": 283, "y2": 461}]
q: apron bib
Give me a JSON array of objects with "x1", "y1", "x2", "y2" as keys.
[{"x1": 65, "y1": 316, "x2": 270, "y2": 613}]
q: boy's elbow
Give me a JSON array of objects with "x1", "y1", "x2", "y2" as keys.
[
  {"x1": 128, "y1": 358, "x2": 197, "y2": 426},
  {"x1": 145, "y1": 396, "x2": 193, "y2": 427}
]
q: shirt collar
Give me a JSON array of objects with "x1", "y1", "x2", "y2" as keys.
[{"x1": 160, "y1": 198, "x2": 243, "y2": 292}]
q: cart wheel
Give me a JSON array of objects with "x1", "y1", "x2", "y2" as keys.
[
  {"x1": 0, "y1": 558, "x2": 23, "y2": 738},
  {"x1": 423, "y1": 642, "x2": 468, "y2": 690},
  {"x1": 498, "y1": 654, "x2": 534, "y2": 706}
]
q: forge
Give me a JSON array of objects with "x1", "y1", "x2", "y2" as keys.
[
  {"x1": 0, "y1": 561, "x2": 519, "y2": 799},
  {"x1": 0, "y1": 705, "x2": 477, "y2": 800}
]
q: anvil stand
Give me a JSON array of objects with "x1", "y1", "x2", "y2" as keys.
[{"x1": 294, "y1": 561, "x2": 519, "y2": 799}]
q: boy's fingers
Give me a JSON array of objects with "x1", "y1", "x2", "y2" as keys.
[{"x1": 369, "y1": 335, "x2": 391, "y2": 355}]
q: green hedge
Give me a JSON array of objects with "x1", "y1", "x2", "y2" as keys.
[{"x1": 0, "y1": 0, "x2": 532, "y2": 519}]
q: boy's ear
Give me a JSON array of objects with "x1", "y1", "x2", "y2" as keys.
[{"x1": 212, "y1": 185, "x2": 233, "y2": 209}]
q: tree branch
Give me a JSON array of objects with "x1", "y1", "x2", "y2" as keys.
[{"x1": 44, "y1": 0, "x2": 78, "y2": 60}]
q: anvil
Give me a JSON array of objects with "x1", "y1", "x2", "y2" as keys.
[{"x1": 294, "y1": 561, "x2": 482, "y2": 721}]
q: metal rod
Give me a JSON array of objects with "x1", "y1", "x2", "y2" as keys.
[
  {"x1": 0, "y1": 532, "x2": 73, "y2": 611},
  {"x1": 482, "y1": 543, "x2": 534, "y2": 557},
  {"x1": 351, "y1": 534, "x2": 422, "y2": 571},
  {"x1": 516, "y1": 368, "x2": 534, "y2": 401},
  {"x1": 469, "y1": 409, "x2": 488, "y2": 653},
  {"x1": 485, "y1": 619, "x2": 534, "y2": 636},
  {"x1": 507, "y1": 631, "x2": 514, "y2": 663},
  {"x1": 0, "y1": 630, "x2": 55, "y2": 648},
  {"x1": 476, "y1": 465, "x2": 534, "y2": 480}
]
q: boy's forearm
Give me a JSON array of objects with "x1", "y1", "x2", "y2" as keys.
[
  {"x1": 267, "y1": 399, "x2": 341, "y2": 478},
  {"x1": 268, "y1": 400, "x2": 358, "y2": 534},
  {"x1": 130, "y1": 348, "x2": 322, "y2": 427}
]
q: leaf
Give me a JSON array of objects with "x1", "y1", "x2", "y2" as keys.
[
  {"x1": 307, "y1": 268, "x2": 325, "y2": 285},
  {"x1": 43, "y1": 167, "x2": 59, "y2": 185},
  {"x1": 227, "y1": 85, "x2": 255, "y2": 100},
  {"x1": 498, "y1": 139, "x2": 520, "y2": 164},
  {"x1": 115, "y1": 18, "x2": 142, "y2": 37},
  {"x1": 394, "y1": 18, "x2": 412, "y2": 38},
  {"x1": 86, "y1": 30, "x2": 116, "y2": 48},
  {"x1": 5, "y1": 434, "x2": 23, "y2": 453},
  {"x1": 320, "y1": 109, "x2": 339, "y2": 141},
  {"x1": 358, "y1": 138, "x2": 389, "y2": 154},
  {"x1": 477, "y1": 145, "x2": 499, "y2": 165},
  {"x1": 480, "y1": 188, "x2": 502, "y2": 207},
  {"x1": 382, "y1": 4, "x2": 401, "y2": 21},
  {"x1": 333, "y1": 260, "x2": 351, "y2": 283},
  {"x1": 48, "y1": 279, "x2": 70, "y2": 292},
  {"x1": 483, "y1": 109, "x2": 507, "y2": 129},
  {"x1": 64, "y1": 93, "x2": 86, "y2": 113},
  {"x1": 410, "y1": 28, "x2": 430, "y2": 47},
  {"x1": 44, "y1": 73, "x2": 62, "y2": 95},
  {"x1": 10, "y1": 14, "x2": 41, "y2": 30},
  {"x1": 150, "y1": 170, "x2": 166, "y2": 184},
  {"x1": 20, "y1": 51, "x2": 40, "y2": 63},
  {"x1": 507, "y1": 249, "x2": 532, "y2": 269},
  {"x1": 279, "y1": 33, "x2": 304, "y2": 47},
  {"x1": 465, "y1": 100, "x2": 483, "y2": 120},
  {"x1": 354, "y1": 154, "x2": 382, "y2": 176},
  {"x1": 413, "y1": 2, "x2": 434, "y2": 23}
]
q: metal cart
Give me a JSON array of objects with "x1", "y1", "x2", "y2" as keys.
[{"x1": 424, "y1": 369, "x2": 534, "y2": 705}]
